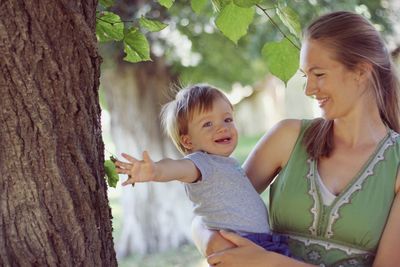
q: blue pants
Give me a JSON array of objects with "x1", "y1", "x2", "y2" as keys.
[{"x1": 242, "y1": 232, "x2": 291, "y2": 256}]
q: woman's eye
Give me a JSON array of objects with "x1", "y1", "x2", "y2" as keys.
[
  {"x1": 225, "y1": 117, "x2": 233, "y2": 123},
  {"x1": 202, "y1": 121, "x2": 212, "y2": 127}
]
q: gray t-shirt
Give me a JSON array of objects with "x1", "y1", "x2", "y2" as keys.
[{"x1": 184, "y1": 151, "x2": 270, "y2": 234}]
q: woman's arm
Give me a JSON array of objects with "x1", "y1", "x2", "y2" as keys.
[
  {"x1": 372, "y1": 191, "x2": 400, "y2": 267},
  {"x1": 243, "y1": 119, "x2": 301, "y2": 193},
  {"x1": 207, "y1": 231, "x2": 315, "y2": 267}
]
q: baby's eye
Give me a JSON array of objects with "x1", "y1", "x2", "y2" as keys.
[
  {"x1": 315, "y1": 73, "x2": 325, "y2": 77},
  {"x1": 202, "y1": 121, "x2": 212, "y2": 127},
  {"x1": 225, "y1": 117, "x2": 233, "y2": 123}
]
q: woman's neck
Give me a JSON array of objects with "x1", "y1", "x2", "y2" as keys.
[{"x1": 333, "y1": 100, "x2": 387, "y2": 147}]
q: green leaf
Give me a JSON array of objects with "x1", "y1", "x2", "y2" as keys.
[
  {"x1": 104, "y1": 159, "x2": 119, "y2": 188},
  {"x1": 211, "y1": 0, "x2": 232, "y2": 11},
  {"x1": 276, "y1": 6, "x2": 302, "y2": 37},
  {"x1": 215, "y1": 3, "x2": 255, "y2": 44},
  {"x1": 99, "y1": 0, "x2": 114, "y2": 8},
  {"x1": 139, "y1": 16, "x2": 168, "y2": 32},
  {"x1": 96, "y1": 11, "x2": 124, "y2": 42},
  {"x1": 233, "y1": 0, "x2": 260, "y2": 8},
  {"x1": 158, "y1": 0, "x2": 174, "y2": 8},
  {"x1": 123, "y1": 28, "x2": 151, "y2": 63},
  {"x1": 262, "y1": 38, "x2": 299, "y2": 85},
  {"x1": 191, "y1": 0, "x2": 208, "y2": 14}
]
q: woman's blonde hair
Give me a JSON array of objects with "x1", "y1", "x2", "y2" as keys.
[
  {"x1": 303, "y1": 11, "x2": 400, "y2": 159},
  {"x1": 161, "y1": 84, "x2": 232, "y2": 155}
]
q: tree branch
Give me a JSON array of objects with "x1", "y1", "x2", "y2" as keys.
[{"x1": 256, "y1": 4, "x2": 300, "y2": 51}]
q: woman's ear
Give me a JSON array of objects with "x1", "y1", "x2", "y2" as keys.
[
  {"x1": 356, "y1": 62, "x2": 373, "y2": 83},
  {"x1": 180, "y1": 135, "x2": 193, "y2": 150}
]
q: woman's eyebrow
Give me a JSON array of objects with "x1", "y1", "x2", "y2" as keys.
[{"x1": 299, "y1": 66, "x2": 323, "y2": 73}]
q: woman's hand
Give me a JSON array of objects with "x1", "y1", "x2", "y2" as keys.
[
  {"x1": 205, "y1": 230, "x2": 236, "y2": 256},
  {"x1": 208, "y1": 230, "x2": 315, "y2": 267},
  {"x1": 207, "y1": 230, "x2": 268, "y2": 267},
  {"x1": 191, "y1": 216, "x2": 236, "y2": 256}
]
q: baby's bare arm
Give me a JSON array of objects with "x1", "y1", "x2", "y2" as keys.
[{"x1": 116, "y1": 151, "x2": 200, "y2": 185}]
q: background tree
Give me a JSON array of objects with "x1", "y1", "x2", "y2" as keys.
[{"x1": 0, "y1": 1, "x2": 116, "y2": 265}]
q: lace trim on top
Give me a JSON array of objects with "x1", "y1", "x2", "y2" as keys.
[
  {"x1": 305, "y1": 130, "x2": 399, "y2": 239},
  {"x1": 288, "y1": 234, "x2": 374, "y2": 256},
  {"x1": 315, "y1": 170, "x2": 336, "y2": 206}
]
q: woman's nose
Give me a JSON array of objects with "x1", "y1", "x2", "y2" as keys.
[{"x1": 304, "y1": 79, "x2": 319, "y2": 96}]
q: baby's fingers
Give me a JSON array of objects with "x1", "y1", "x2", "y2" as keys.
[
  {"x1": 122, "y1": 176, "x2": 135, "y2": 186},
  {"x1": 142, "y1": 151, "x2": 152, "y2": 163},
  {"x1": 121, "y1": 153, "x2": 139, "y2": 163}
]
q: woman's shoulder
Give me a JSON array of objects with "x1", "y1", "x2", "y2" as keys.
[
  {"x1": 255, "y1": 119, "x2": 302, "y2": 159},
  {"x1": 270, "y1": 119, "x2": 303, "y2": 141}
]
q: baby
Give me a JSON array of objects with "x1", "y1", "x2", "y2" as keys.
[{"x1": 116, "y1": 84, "x2": 290, "y2": 256}]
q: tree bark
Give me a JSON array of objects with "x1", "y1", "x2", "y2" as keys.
[
  {"x1": 0, "y1": 1, "x2": 116, "y2": 266},
  {"x1": 101, "y1": 58, "x2": 193, "y2": 256}
]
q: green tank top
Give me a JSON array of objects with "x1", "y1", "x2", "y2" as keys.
[{"x1": 270, "y1": 120, "x2": 399, "y2": 267}]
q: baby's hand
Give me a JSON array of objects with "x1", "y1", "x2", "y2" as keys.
[{"x1": 115, "y1": 151, "x2": 158, "y2": 186}]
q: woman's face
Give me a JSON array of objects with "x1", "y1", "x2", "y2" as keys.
[{"x1": 300, "y1": 39, "x2": 366, "y2": 120}]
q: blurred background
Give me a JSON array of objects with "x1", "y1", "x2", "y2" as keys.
[{"x1": 98, "y1": 0, "x2": 400, "y2": 266}]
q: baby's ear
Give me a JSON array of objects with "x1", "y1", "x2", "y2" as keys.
[{"x1": 180, "y1": 135, "x2": 193, "y2": 150}]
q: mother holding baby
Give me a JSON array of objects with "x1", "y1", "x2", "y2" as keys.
[{"x1": 194, "y1": 11, "x2": 400, "y2": 267}]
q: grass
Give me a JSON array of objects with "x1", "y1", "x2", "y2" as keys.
[
  {"x1": 118, "y1": 244, "x2": 206, "y2": 267},
  {"x1": 233, "y1": 134, "x2": 263, "y2": 163}
]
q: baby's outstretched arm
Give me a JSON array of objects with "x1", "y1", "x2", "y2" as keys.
[{"x1": 116, "y1": 151, "x2": 200, "y2": 185}]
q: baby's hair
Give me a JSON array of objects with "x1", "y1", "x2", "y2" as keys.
[{"x1": 161, "y1": 84, "x2": 232, "y2": 155}]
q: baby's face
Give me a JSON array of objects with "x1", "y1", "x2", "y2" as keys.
[{"x1": 181, "y1": 97, "x2": 238, "y2": 157}]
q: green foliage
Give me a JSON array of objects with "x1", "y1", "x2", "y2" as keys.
[
  {"x1": 96, "y1": 0, "x2": 397, "y2": 86},
  {"x1": 104, "y1": 157, "x2": 119, "y2": 188},
  {"x1": 211, "y1": 0, "x2": 232, "y2": 11},
  {"x1": 158, "y1": 0, "x2": 175, "y2": 9},
  {"x1": 96, "y1": 12, "x2": 124, "y2": 42},
  {"x1": 262, "y1": 38, "x2": 299, "y2": 85},
  {"x1": 233, "y1": 0, "x2": 261, "y2": 8},
  {"x1": 139, "y1": 16, "x2": 168, "y2": 32},
  {"x1": 99, "y1": 0, "x2": 115, "y2": 8},
  {"x1": 276, "y1": 6, "x2": 302, "y2": 38},
  {"x1": 215, "y1": 3, "x2": 255, "y2": 44},
  {"x1": 191, "y1": 0, "x2": 208, "y2": 14},
  {"x1": 123, "y1": 28, "x2": 151, "y2": 63}
]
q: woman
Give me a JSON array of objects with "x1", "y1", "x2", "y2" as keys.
[{"x1": 192, "y1": 11, "x2": 400, "y2": 266}]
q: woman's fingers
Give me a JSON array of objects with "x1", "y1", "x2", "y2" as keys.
[
  {"x1": 207, "y1": 231, "x2": 267, "y2": 266},
  {"x1": 219, "y1": 230, "x2": 252, "y2": 247},
  {"x1": 207, "y1": 251, "x2": 223, "y2": 266}
]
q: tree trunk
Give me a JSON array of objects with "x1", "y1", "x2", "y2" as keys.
[
  {"x1": 101, "y1": 58, "x2": 193, "y2": 256},
  {"x1": 0, "y1": 1, "x2": 116, "y2": 266}
]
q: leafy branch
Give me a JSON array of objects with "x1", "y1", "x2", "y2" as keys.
[
  {"x1": 96, "y1": 0, "x2": 302, "y2": 84},
  {"x1": 256, "y1": 4, "x2": 300, "y2": 50}
]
